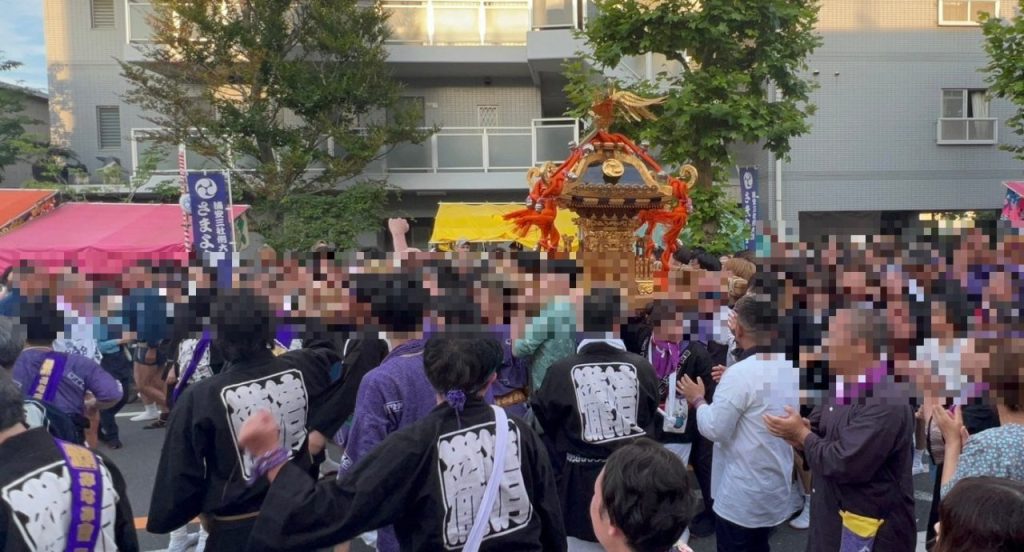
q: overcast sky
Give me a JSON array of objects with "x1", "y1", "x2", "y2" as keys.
[{"x1": 0, "y1": 1, "x2": 47, "y2": 92}]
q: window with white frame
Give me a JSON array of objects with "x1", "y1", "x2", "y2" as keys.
[
  {"x1": 477, "y1": 106, "x2": 498, "y2": 127},
  {"x1": 937, "y1": 89, "x2": 996, "y2": 145},
  {"x1": 91, "y1": 0, "x2": 115, "y2": 29},
  {"x1": 97, "y1": 106, "x2": 122, "y2": 149},
  {"x1": 939, "y1": 1, "x2": 999, "y2": 25}
]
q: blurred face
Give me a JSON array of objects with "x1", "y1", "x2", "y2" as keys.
[
  {"x1": 475, "y1": 286, "x2": 504, "y2": 326},
  {"x1": 652, "y1": 312, "x2": 686, "y2": 344},
  {"x1": 839, "y1": 268, "x2": 867, "y2": 299},
  {"x1": 930, "y1": 303, "x2": 955, "y2": 341},
  {"x1": 542, "y1": 272, "x2": 570, "y2": 298},
  {"x1": 824, "y1": 309, "x2": 874, "y2": 379},
  {"x1": 959, "y1": 338, "x2": 988, "y2": 384}
]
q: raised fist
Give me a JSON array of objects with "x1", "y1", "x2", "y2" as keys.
[
  {"x1": 388, "y1": 218, "x2": 410, "y2": 235},
  {"x1": 238, "y1": 409, "x2": 281, "y2": 457}
]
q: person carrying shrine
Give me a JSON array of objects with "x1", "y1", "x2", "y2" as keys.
[
  {"x1": 146, "y1": 287, "x2": 339, "y2": 550},
  {"x1": 0, "y1": 375, "x2": 139, "y2": 551},
  {"x1": 530, "y1": 287, "x2": 660, "y2": 550},
  {"x1": 237, "y1": 334, "x2": 566, "y2": 552}
]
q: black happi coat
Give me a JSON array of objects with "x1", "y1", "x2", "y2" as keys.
[
  {"x1": 0, "y1": 427, "x2": 138, "y2": 552},
  {"x1": 248, "y1": 399, "x2": 566, "y2": 552},
  {"x1": 530, "y1": 342, "x2": 660, "y2": 541},
  {"x1": 147, "y1": 343, "x2": 339, "y2": 539}
]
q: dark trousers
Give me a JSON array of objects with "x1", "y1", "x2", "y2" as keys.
[
  {"x1": 205, "y1": 517, "x2": 256, "y2": 551},
  {"x1": 925, "y1": 464, "x2": 942, "y2": 550},
  {"x1": 691, "y1": 434, "x2": 714, "y2": 515},
  {"x1": 99, "y1": 377, "x2": 131, "y2": 440},
  {"x1": 716, "y1": 516, "x2": 771, "y2": 552}
]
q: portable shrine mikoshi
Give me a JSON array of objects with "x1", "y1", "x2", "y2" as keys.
[{"x1": 504, "y1": 88, "x2": 695, "y2": 295}]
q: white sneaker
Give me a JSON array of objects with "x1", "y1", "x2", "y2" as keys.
[
  {"x1": 789, "y1": 495, "x2": 810, "y2": 530},
  {"x1": 167, "y1": 527, "x2": 199, "y2": 552},
  {"x1": 912, "y1": 451, "x2": 929, "y2": 476},
  {"x1": 320, "y1": 455, "x2": 340, "y2": 478},
  {"x1": 130, "y1": 404, "x2": 159, "y2": 422}
]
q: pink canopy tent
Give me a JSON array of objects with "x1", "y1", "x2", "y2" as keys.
[{"x1": 0, "y1": 202, "x2": 248, "y2": 274}]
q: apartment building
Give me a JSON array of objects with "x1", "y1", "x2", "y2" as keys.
[
  {"x1": 48, "y1": 0, "x2": 608, "y2": 245},
  {"x1": 43, "y1": 0, "x2": 1024, "y2": 244},
  {"x1": 744, "y1": 0, "x2": 1024, "y2": 240}
]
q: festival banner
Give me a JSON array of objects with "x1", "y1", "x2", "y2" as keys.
[
  {"x1": 1000, "y1": 181, "x2": 1024, "y2": 229},
  {"x1": 738, "y1": 166, "x2": 759, "y2": 249},
  {"x1": 187, "y1": 173, "x2": 234, "y2": 286}
]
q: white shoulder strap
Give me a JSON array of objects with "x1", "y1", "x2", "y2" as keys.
[{"x1": 463, "y1": 405, "x2": 510, "y2": 551}]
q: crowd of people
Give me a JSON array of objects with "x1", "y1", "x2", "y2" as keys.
[{"x1": 1, "y1": 222, "x2": 1023, "y2": 552}]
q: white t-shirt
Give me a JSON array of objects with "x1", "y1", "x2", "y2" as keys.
[
  {"x1": 695, "y1": 351, "x2": 799, "y2": 528},
  {"x1": 177, "y1": 338, "x2": 214, "y2": 385},
  {"x1": 52, "y1": 297, "x2": 102, "y2": 363},
  {"x1": 916, "y1": 337, "x2": 969, "y2": 398}
]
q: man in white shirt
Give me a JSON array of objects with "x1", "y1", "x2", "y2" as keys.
[{"x1": 678, "y1": 294, "x2": 799, "y2": 552}]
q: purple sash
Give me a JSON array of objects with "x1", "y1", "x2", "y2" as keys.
[
  {"x1": 273, "y1": 324, "x2": 295, "y2": 356},
  {"x1": 54, "y1": 438, "x2": 104, "y2": 552},
  {"x1": 651, "y1": 339, "x2": 681, "y2": 380},
  {"x1": 173, "y1": 331, "x2": 211, "y2": 404},
  {"x1": 30, "y1": 352, "x2": 69, "y2": 404}
]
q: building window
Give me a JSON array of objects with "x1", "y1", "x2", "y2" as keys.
[
  {"x1": 937, "y1": 89, "x2": 997, "y2": 145},
  {"x1": 477, "y1": 106, "x2": 498, "y2": 127},
  {"x1": 97, "y1": 106, "x2": 122, "y2": 149},
  {"x1": 939, "y1": 0, "x2": 999, "y2": 26},
  {"x1": 91, "y1": 0, "x2": 116, "y2": 29}
]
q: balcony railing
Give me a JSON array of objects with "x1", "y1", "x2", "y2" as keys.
[
  {"x1": 368, "y1": 118, "x2": 579, "y2": 173},
  {"x1": 373, "y1": 0, "x2": 530, "y2": 45},
  {"x1": 936, "y1": 118, "x2": 997, "y2": 145},
  {"x1": 531, "y1": 0, "x2": 595, "y2": 30},
  {"x1": 128, "y1": 0, "x2": 586, "y2": 46},
  {"x1": 130, "y1": 118, "x2": 579, "y2": 177}
]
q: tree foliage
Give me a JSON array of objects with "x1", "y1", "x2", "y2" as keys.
[
  {"x1": 982, "y1": 4, "x2": 1024, "y2": 162},
  {"x1": 119, "y1": 0, "x2": 428, "y2": 244},
  {"x1": 0, "y1": 54, "x2": 45, "y2": 182},
  {"x1": 678, "y1": 183, "x2": 749, "y2": 255},
  {"x1": 264, "y1": 180, "x2": 391, "y2": 251},
  {"x1": 574, "y1": 0, "x2": 822, "y2": 188}
]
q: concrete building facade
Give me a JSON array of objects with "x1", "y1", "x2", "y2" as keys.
[
  {"x1": 741, "y1": 0, "x2": 1023, "y2": 239},
  {"x1": 42, "y1": 0, "x2": 1024, "y2": 245}
]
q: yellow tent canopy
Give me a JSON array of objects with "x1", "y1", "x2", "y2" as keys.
[{"x1": 429, "y1": 202, "x2": 579, "y2": 251}]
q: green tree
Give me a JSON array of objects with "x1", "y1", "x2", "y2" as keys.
[
  {"x1": 567, "y1": 0, "x2": 822, "y2": 254},
  {"x1": 982, "y1": 4, "x2": 1024, "y2": 162},
  {"x1": 119, "y1": 0, "x2": 428, "y2": 250},
  {"x1": 275, "y1": 181, "x2": 391, "y2": 251},
  {"x1": 0, "y1": 54, "x2": 45, "y2": 182},
  {"x1": 96, "y1": 147, "x2": 174, "y2": 202},
  {"x1": 577, "y1": 0, "x2": 822, "y2": 189},
  {"x1": 24, "y1": 147, "x2": 92, "y2": 199}
]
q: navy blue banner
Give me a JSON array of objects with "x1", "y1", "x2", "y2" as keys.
[{"x1": 187, "y1": 173, "x2": 234, "y2": 286}]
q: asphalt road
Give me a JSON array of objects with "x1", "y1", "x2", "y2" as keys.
[{"x1": 104, "y1": 406, "x2": 932, "y2": 552}]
